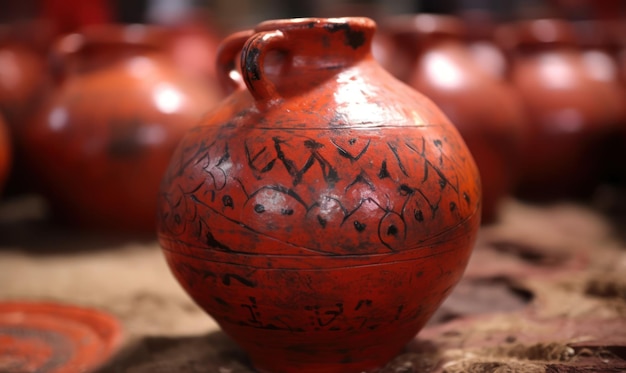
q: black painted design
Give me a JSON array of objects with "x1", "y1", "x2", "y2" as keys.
[
  {"x1": 241, "y1": 297, "x2": 261, "y2": 324},
  {"x1": 244, "y1": 47, "x2": 262, "y2": 82},
  {"x1": 160, "y1": 124, "x2": 477, "y2": 257},
  {"x1": 345, "y1": 171, "x2": 376, "y2": 192},
  {"x1": 273, "y1": 137, "x2": 339, "y2": 186},
  {"x1": 323, "y1": 23, "x2": 366, "y2": 49},
  {"x1": 306, "y1": 303, "x2": 344, "y2": 327},
  {"x1": 378, "y1": 160, "x2": 390, "y2": 179},
  {"x1": 331, "y1": 138, "x2": 371, "y2": 161},
  {"x1": 354, "y1": 299, "x2": 373, "y2": 310},
  {"x1": 414, "y1": 209, "x2": 424, "y2": 222},
  {"x1": 222, "y1": 195, "x2": 234, "y2": 208},
  {"x1": 214, "y1": 297, "x2": 230, "y2": 306},
  {"x1": 245, "y1": 142, "x2": 276, "y2": 174},
  {"x1": 353, "y1": 221, "x2": 366, "y2": 232},
  {"x1": 317, "y1": 215, "x2": 327, "y2": 228},
  {"x1": 388, "y1": 142, "x2": 409, "y2": 177},
  {"x1": 223, "y1": 274, "x2": 257, "y2": 288}
]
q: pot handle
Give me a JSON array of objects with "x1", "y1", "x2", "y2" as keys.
[
  {"x1": 216, "y1": 29, "x2": 254, "y2": 94},
  {"x1": 240, "y1": 30, "x2": 286, "y2": 101}
]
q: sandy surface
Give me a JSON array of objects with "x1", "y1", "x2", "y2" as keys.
[{"x1": 1, "y1": 195, "x2": 625, "y2": 372}]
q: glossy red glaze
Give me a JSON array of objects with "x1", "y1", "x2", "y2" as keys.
[
  {"x1": 22, "y1": 25, "x2": 222, "y2": 232},
  {"x1": 157, "y1": 17, "x2": 481, "y2": 373},
  {"x1": 0, "y1": 301, "x2": 122, "y2": 373},
  {"x1": 385, "y1": 15, "x2": 526, "y2": 223},
  {"x1": 0, "y1": 114, "x2": 11, "y2": 195},
  {"x1": 508, "y1": 19, "x2": 621, "y2": 200}
]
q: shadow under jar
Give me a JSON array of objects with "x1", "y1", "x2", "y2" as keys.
[
  {"x1": 384, "y1": 14, "x2": 527, "y2": 223},
  {"x1": 507, "y1": 19, "x2": 620, "y2": 201},
  {"x1": 157, "y1": 17, "x2": 481, "y2": 373},
  {"x1": 21, "y1": 24, "x2": 223, "y2": 232}
]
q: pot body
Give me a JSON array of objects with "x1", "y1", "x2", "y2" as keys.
[
  {"x1": 389, "y1": 15, "x2": 526, "y2": 223},
  {"x1": 22, "y1": 25, "x2": 222, "y2": 232},
  {"x1": 158, "y1": 17, "x2": 481, "y2": 373},
  {"x1": 509, "y1": 20, "x2": 620, "y2": 200}
]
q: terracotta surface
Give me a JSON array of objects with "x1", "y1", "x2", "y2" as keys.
[
  {"x1": 21, "y1": 24, "x2": 223, "y2": 233},
  {"x1": 508, "y1": 19, "x2": 620, "y2": 200},
  {"x1": 385, "y1": 14, "x2": 526, "y2": 223},
  {"x1": 0, "y1": 114, "x2": 10, "y2": 195},
  {"x1": 0, "y1": 301, "x2": 122, "y2": 373},
  {"x1": 157, "y1": 17, "x2": 481, "y2": 373}
]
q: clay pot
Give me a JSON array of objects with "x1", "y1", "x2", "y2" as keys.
[
  {"x1": 507, "y1": 19, "x2": 620, "y2": 200},
  {"x1": 0, "y1": 26, "x2": 48, "y2": 134},
  {"x1": 22, "y1": 24, "x2": 223, "y2": 232},
  {"x1": 166, "y1": 24, "x2": 222, "y2": 86},
  {"x1": 157, "y1": 17, "x2": 481, "y2": 373},
  {"x1": 0, "y1": 114, "x2": 11, "y2": 195},
  {"x1": 461, "y1": 10, "x2": 509, "y2": 80},
  {"x1": 572, "y1": 20, "x2": 626, "y2": 185},
  {"x1": 385, "y1": 15, "x2": 527, "y2": 223}
]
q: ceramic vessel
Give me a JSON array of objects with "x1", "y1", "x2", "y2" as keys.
[
  {"x1": 22, "y1": 25, "x2": 222, "y2": 232},
  {"x1": 158, "y1": 17, "x2": 481, "y2": 373},
  {"x1": 0, "y1": 114, "x2": 10, "y2": 195},
  {"x1": 164, "y1": 16, "x2": 224, "y2": 88},
  {"x1": 508, "y1": 19, "x2": 619, "y2": 200},
  {"x1": 385, "y1": 15, "x2": 526, "y2": 223},
  {"x1": 461, "y1": 10, "x2": 509, "y2": 80},
  {"x1": 0, "y1": 26, "x2": 48, "y2": 134},
  {"x1": 572, "y1": 20, "x2": 626, "y2": 185}
]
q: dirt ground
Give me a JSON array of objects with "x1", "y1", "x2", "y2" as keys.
[{"x1": 1, "y1": 194, "x2": 625, "y2": 372}]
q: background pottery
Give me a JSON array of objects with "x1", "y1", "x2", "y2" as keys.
[
  {"x1": 508, "y1": 19, "x2": 621, "y2": 200},
  {"x1": 21, "y1": 24, "x2": 222, "y2": 232},
  {"x1": 385, "y1": 14, "x2": 526, "y2": 223}
]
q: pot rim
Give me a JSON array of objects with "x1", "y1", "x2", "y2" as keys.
[{"x1": 254, "y1": 17, "x2": 377, "y2": 33}]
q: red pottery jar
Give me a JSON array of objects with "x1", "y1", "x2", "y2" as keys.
[
  {"x1": 0, "y1": 114, "x2": 11, "y2": 195},
  {"x1": 0, "y1": 26, "x2": 48, "y2": 134},
  {"x1": 385, "y1": 15, "x2": 526, "y2": 223},
  {"x1": 508, "y1": 19, "x2": 620, "y2": 200},
  {"x1": 461, "y1": 10, "x2": 509, "y2": 80},
  {"x1": 157, "y1": 17, "x2": 481, "y2": 373},
  {"x1": 22, "y1": 24, "x2": 222, "y2": 232},
  {"x1": 160, "y1": 11, "x2": 225, "y2": 88},
  {"x1": 572, "y1": 20, "x2": 626, "y2": 185}
]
